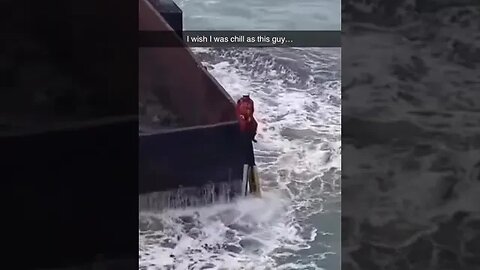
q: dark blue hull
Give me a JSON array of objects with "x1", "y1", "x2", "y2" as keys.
[{"x1": 139, "y1": 122, "x2": 253, "y2": 194}]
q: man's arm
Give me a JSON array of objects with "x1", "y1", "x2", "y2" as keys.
[{"x1": 252, "y1": 118, "x2": 258, "y2": 143}]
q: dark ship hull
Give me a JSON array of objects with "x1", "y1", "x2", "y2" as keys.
[{"x1": 138, "y1": 0, "x2": 255, "y2": 204}]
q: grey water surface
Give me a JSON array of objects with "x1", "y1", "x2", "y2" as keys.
[{"x1": 173, "y1": 0, "x2": 341, "y2": 30}]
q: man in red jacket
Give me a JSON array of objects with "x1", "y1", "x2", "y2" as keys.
[
  {"x1": 236, "y1": 95, "x2": 261, "y2": 196},
  {"x1": 236, "y1": 95, "x2": 258, "y2": 143}
]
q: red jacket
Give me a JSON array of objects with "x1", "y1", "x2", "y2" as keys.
[
  {"x1": 238, "y1": 114, "x2": 258, "y2": 134},
  {"x1": 236, "y1": 96, "x2": 257, "y2": 138}
]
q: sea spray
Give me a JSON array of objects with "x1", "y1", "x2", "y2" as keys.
[{"x1": 139, "y1": 180, "x2": 243, "y2": 211}]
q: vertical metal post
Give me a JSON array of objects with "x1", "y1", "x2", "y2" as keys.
[
  {"x1": 252, "y1": 165, "x2": 261, "y2": 197},
  {"x1": 242, "y1": 164, "x2": 249, "y2": 196}
]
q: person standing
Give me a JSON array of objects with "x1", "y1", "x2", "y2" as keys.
[{"x1": 236, "y1": 95, "x2": 261, "y2": 196}]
